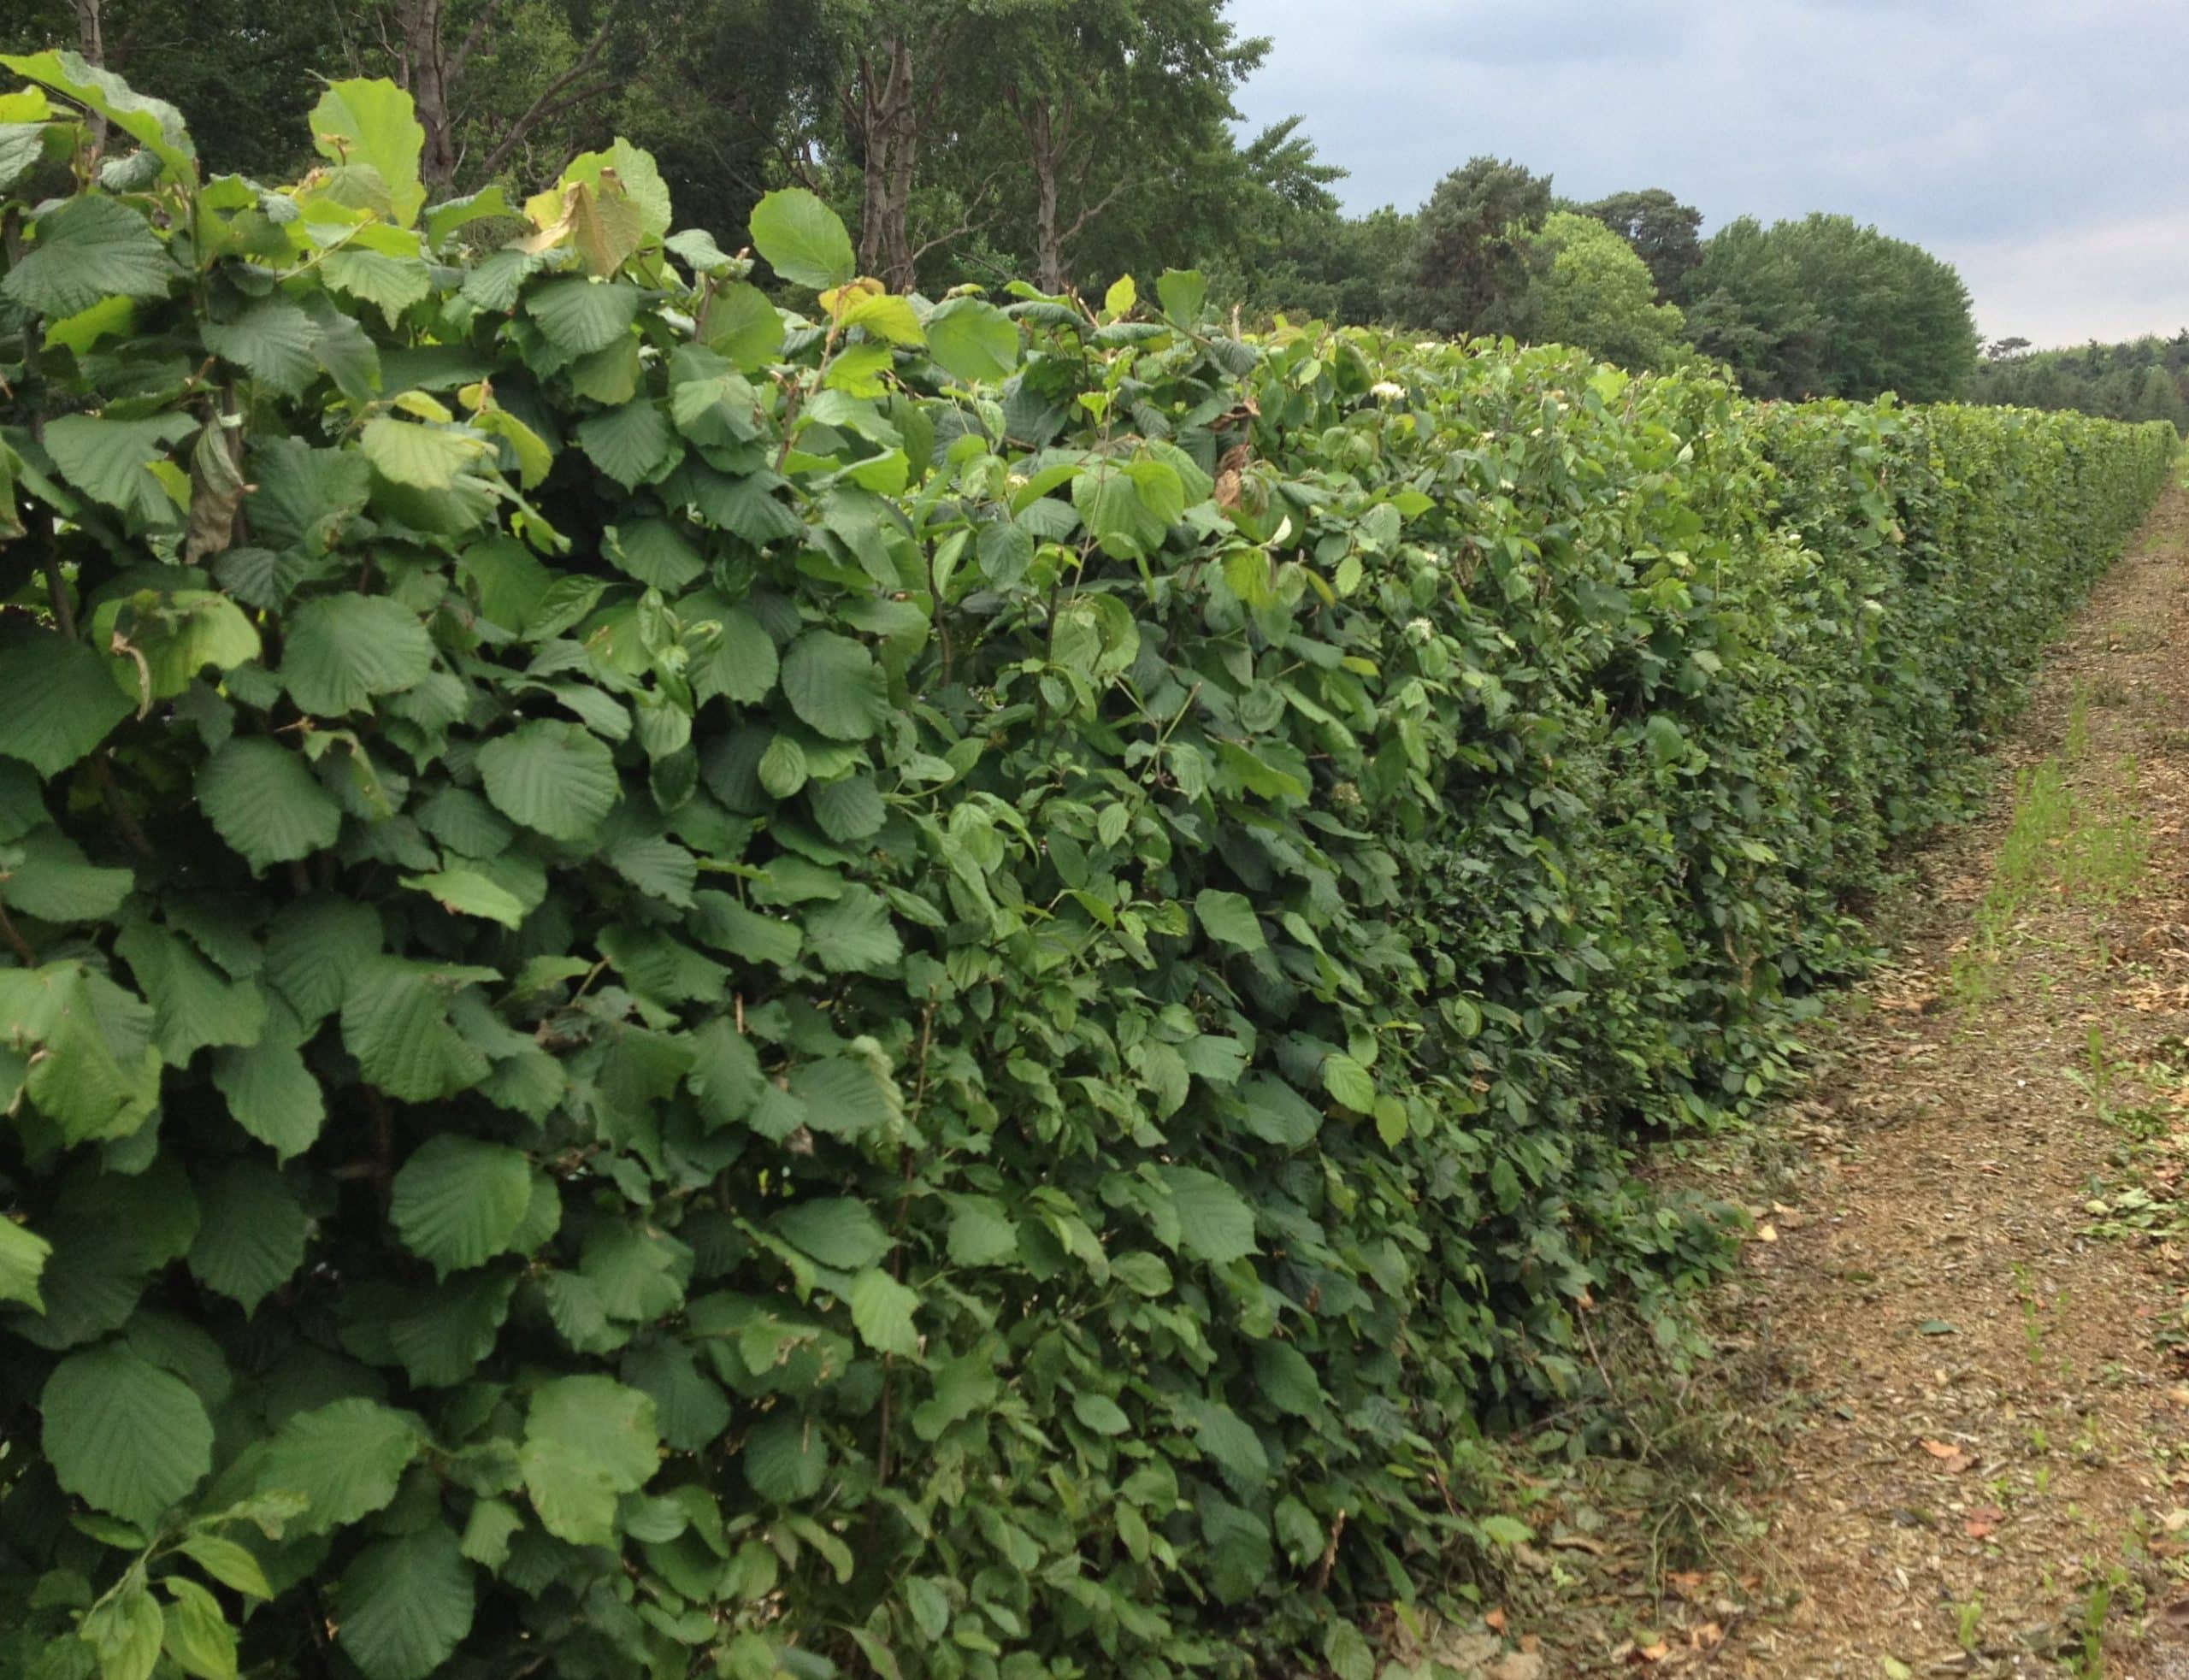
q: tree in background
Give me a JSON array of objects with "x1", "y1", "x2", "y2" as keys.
[
  {"x1": 1970, "y1": 333, "x2": 2189, "y2": 432},
  {"x1": 1685, "y1": 213, "x2": 1977, "y2": 403},
  {"x1": 1406, "y1": 156, "x2": 1552, "y2": 339},
  {"x1": 1523, "y1": 211, "x2": 1690, "y2": 371},
  {"x1": 1578, "y1": 187, "x2": 1702, "y2": 300}
]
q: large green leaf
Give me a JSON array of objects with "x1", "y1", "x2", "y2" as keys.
[
  {"x1": 210, "y1": 1028, "x2": 327, "y2": 1162},
  {"x1": 113, "y1": 919, "x2": 266, "y2": 1060},
  {"x1": 781, "y1": 631, "x2": 890, "y2": 741},
  {"x1": 391, "y1": 1135, "x2": 534, "y2": 1276},
  {"x1": 846, "y1": 1268, "x2": 920, "y2": 1358},
  {"x1": 748, "y1": 188, "x2": 855, "y2": 290},
  {"x1": 41, "y1": 1341, "x2": 214, "y2": 1527},
  {"x1": 525, "y1": 278, "x2": 644, "y2": 355},
  {"x1": 201, "y1": 298, "x2": 321, "y2": 395},
  {"x1": 518, "y1": 1375, "x2": 660, "y2": 1546},
  {"x1": 1194, "y1": 890, "x2": 1266, "y2": 953},
  {"x1": 2, "y1": 192, "x2": 172, "y2": 318},
  {"x1": 310, "y1": 79, "x2": 426, "y2": 227},
  {"x1": 925, "y1": 298, "x2": 1020, "y2": 384},
  {"x1": 260, "y1": 1398, "x2": 423, "y2": 1532},
  {"x1": 44, "y1": 412, "x2": 194, "y2": 523},
  {"x1": 186, "y1": 1161, "x2": 308, "y2": 1313},
  {"x1": 0, "y1": 1217, "x2": 53, "y2": 1311},
  {"x1": 281, "y1": 594, "x2": 436, "y2": 716},
  {"x1": 0, "y1": 628, "x2": 133, "y2": 775},
  {"x1": 776, "y1": 1199, "x2": 893, "y2": 1271},
  {"x1": 477, "y1": 721, "x2": 621, "y2": 841},
  {"x1": 2, "y1": 828, "x2": 133, "y2": 923},
  {"x1": 340, "y1": 958, "x2": 492, "y2": 1103},
  {"x1": 1159, "y1": 1166, "x2": 1257, "y2": 1265},
  {"x1": 3, "y1": 50, "x2": 194, "y2": 179},
  {"x1": 360, "y1": 417, "x2": 490, "y2": 490},
  {"x1": 575, "y1": 400, "x2": 678, "y2": 489},
  {"x1": 196, "y1": 738, "x2": 342, "y2": 870},
  {"x1": 334, "y1": 1526, "x2": 475, "y2": 1680}
]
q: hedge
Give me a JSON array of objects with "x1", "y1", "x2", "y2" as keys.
[{"x1": 0, "y1": 60, "x2": 2173, "y2": 1680}]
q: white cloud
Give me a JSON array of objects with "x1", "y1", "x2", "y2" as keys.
[{"x1": 1224, "y1": 0, "x2": 2189, "y2": 342}]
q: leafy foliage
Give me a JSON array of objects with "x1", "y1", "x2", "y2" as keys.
[{"x1": 0, "y1": 66, "x2": 2174, "y2": 1680}]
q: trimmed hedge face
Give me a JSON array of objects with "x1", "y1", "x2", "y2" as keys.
[{"x1": 0, "y1": 60, "x2": 2174, "y2": 1680}]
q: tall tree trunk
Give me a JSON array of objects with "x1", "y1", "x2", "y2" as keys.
[
  {"x1": 1028, "y1": 103, "x2": 1063, "y2": 294},
  {"x1": 851, "y1": 33, "x2": 919, "y2": 292},
  {"x1": 394, "y1": 0, "x2": 461, "y2": 190},
  {"x1": 68, "y1": 0, "x2": 106, "y2": 154}
]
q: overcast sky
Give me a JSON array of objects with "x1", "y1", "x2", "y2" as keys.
[{"x1": 1225, "y1": 0, "x2": 2189, "y2": 348}]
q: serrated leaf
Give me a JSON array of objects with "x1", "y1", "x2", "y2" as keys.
[
  {"x1": 341, "y1": 958, "x2": 491, "y2": 1103},
  {"x1": 280, "y1": 593, "x2": 436, "y2": 716},
  {"x1": 391, "y1": 1135, "x2": 534, "y2": 1276},
  {"x1": 41, "y1": 1341, "x2": 214, "y2": 1528},
  {"x1": 525, "y1": 277, "x2": 643, "y2": 354},
  {"x1": 3, "y1": 828, "x2": 133, "y2": 923},
  {"x1": 83, "y1": 1578, "x2": 163, "y2": 1680},
  {"x1": 3, "y1": 193, "x2": 171, "y2": 317},
  {"x1": 781, "y1": 630, "x2": 889, "y2": 741},
  {"x1": 401, "y1": 869, "x2": 526, "y2": 927},
  {"x1": 703, "y1": 280, "x2": 784, "y2": 370},
  {"x1": 802, "y1": 887, "x2": 901, "y2": 975},
  {"x1": 776, "y1": 1199, "x2": 892, "y2": 1270},
  {"x1": 749, "y1": 188, "x2": 854, "y2": 290},
  {"x1": 45, "y1": 412, "x2": 194, "y2": 523},
  {"x1": 162, "y1": 1575, "x2": 237, "y2": 1680},
  {"x1": 201, "y1": 298, "x2": 319, "y2": 395},
  {"x1": 334, "y1": 1526, "x2": 475, "y2": 1680},
  {"x1": 1195, "y1": 889, "x2": 1266, "y2": 952},
  {"x1": 845, "y1": 1268, "x2": 919, "y2": 1358},
  {"x1": 1159, "y1": 1166, "x2": 1257, "y2": 1265},
  {"x1": 0, "y1": 1217, "x2": 52, "y2": 1310},
  {"x1": 477, "y1": 721, "x2": 621, "y2": 841},
  {"x1": 264, "y1": 894, "x2": 381, "y2": 1023},
  {"x1": 259, "y1": 1399, "x2": 422, "y2": 1532},
  {"x1": 1320, "y1": 1052, "x2": 1377, "y2": 1114},
  {"x1": 3, "y1": 50, "x2": 193, "y2": 179},
  {"x1": 0, "y1": 628, "x2": 133, "y2": 775},
  {"x1": 743, "y1": 1411, "x2": 825, "y2": 1502},
  {"x1": 946, "y1": 1198, "x2": 1018, "y2": 1266},
  {"x1": 576, "y1": 400, "x2": 677, "y2": 489},
  {"x1": 186, "y1": 1161, "x2": 307, "y2": 1313},
  {"x1": 196, "y1": 738, "x2": 342, "y2": 869},
  {"x1": 519, "y1": 1375, "x2": 659, "y2": 1546},
  {"x1": 788, "y1": 1054, "x2": 900, "y2": 1137}
]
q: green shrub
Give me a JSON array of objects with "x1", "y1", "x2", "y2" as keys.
[{"x1": 0, "y1": 58, "x2": 2173, "y2": 1680}]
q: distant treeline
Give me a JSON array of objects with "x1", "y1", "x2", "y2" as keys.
[
  {"x1": 10, "y1": 0, "x2": 2159, "y2": 416},
  {"x1": 1969, "y1": 335, "x2": 2189, "y2": 433}
]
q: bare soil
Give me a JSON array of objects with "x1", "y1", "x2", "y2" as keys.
[{"x1": 1702, "y1": 486, "x2": 2189, "y2": 1676}]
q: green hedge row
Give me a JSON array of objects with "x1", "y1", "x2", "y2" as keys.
[{"x1": 0, "y1": 61, "x2": 2173, "y2": 1680}]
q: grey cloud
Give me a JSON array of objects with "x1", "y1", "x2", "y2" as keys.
[{"x1": 1226, "y1": 0, "x2": 2189, "y2": 345}]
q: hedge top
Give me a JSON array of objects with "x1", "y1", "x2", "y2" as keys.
[{"x1": 0, "y1": 57, "x2": 2174, "y2": 1680}]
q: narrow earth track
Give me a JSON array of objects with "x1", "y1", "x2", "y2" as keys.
[{"x1": 1708, "y1": 486, "x2": 2189, "y2": 1676}]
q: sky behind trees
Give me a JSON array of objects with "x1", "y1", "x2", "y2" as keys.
[{"x1": 1228, "y1": 0, "x2": 2189, "y2": 348}]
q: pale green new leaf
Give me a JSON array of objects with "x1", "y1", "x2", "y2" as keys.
[
  {"x1": 748, "y1": 188, "x2": 854, "y2": 290},
  {"x1": 310, "y1": 80, "x2": 426, "y2": 227},
  {"x1": 360, "y1": 417, "x2": 489, "y2": 491},
  {"x1": 401, "y1": 869, "x2": 526, "y2": 927},
  {"x1": 41, "y1": 1341, "x2": 214, "y2": 1527},
  {"x1": 846, "y1": 1268, "x2": 919, "y2": 1358},
  {"x1": 390, "y1": 1135, "x2": 534, "y2": 1276},
  {"x1": 3, "y1": 49, "x2": 194, "y2": 178}
]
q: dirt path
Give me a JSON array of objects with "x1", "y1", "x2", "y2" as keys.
[{"x1": 1708, "y1": 486, "x2": 2189, "y2": 1676}]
